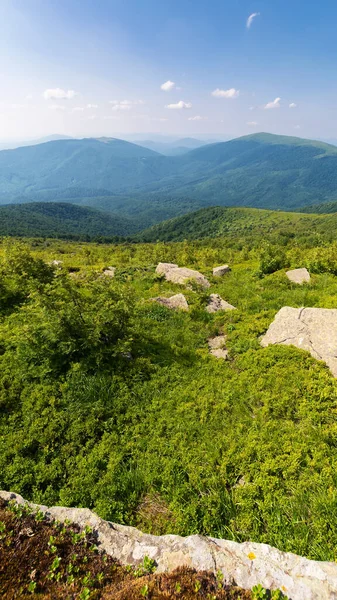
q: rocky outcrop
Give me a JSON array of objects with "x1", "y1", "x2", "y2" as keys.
[
  {"x1": 1, "y1": 491, "x2": 337, "y2": 600},
  {"x1": 213, "y1": 265, "x2": 230, "y2": 277},
  {"x1": 103, "y1": 266, "x2": 116, "y2": 278},
  {"x1": 286, "y1": 268, "x2": 310, "y2": 284},
  {"x1": 152, "y1": 294, "x2": 189, "y2": 311},
  {"x1": 208, "y1": 335, "x2": 228, "y2": 359},
  {"x1": 261, "y1": 306, "x2": 337, "y2": 376},
  {"x1": 206, "y1": 294, "x2": 236, "y2": 313},
  {"x1": 156, "y1": 263, "x2": 210, "y2": 289}
]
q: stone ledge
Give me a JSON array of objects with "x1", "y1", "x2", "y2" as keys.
[{"x1": 1, "y1": 490, "x2": 337, "y2": 599}]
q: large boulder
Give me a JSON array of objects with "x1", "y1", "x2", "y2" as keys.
[
  {"x1": 152, "y1": 294, "x2": 189, "y2": 311},
  {"x1": 156, "y1": 263, "x2": 210, "y2": 289},
  {"x1": 208, "y1": 335, "x2": 228, "y2": 359},
  {"x1": 156, "y1": 263, "x2": 178, "y2": 276},
  {"x1": 206, "y1": 294, "x2": 236, "y2": 313},
  {"x1": 286, "y1": 268, "x2": 310, "y2": 284},
  {"x1": 213, "y1": 264, "x2": 230, "y2": 277},
  {"x1": 1, "y1": 491, "x2": 337, "y2": 600},
  {"x1": 261, "y1": 306, "x2": 337, "y2": 376}
]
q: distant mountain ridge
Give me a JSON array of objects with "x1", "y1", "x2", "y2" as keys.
[{"x1": 2, "y1": 133, "x2": 337, "y2": 217}]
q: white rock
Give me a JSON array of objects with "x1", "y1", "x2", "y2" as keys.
[
  {"x1": 155, "y1": 263, "x2": 210, "y2": 289},
  {"x1": 206, "y1": 294, "x2": 236, "y2": 313},
  {"x1": 286, "y1": 268, "x2": 310, "y2": 284},
  {"x1": 1, "y1": 491, "x2": 337, "y2": 600},
  {"x1": 152, "y1": 294, "x2": 189, "y2": 311},
  {"x1": 50, "y1": 260, "x2": 63, "y2": 266},
  {"x1": 103, "y1": 267, "x2": 116, "y2": 278},
  {"x1": 261, "y1": 306, "x2": 337, "y2": 376},
  {"x1": 213, "y1": 264, "x2": 230, "y2": 277},
  {"x1": 208, "y1": 335, "x2": 228, "y2": 359}
]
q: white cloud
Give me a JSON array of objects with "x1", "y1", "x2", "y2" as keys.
[
  {"x1": 72, "y1": 107, "x2": 85, "y2": 112},
  {"x1": 111, "y1": 104, "x2": 132, "y2": 111},
  {"x1": 152, "y1": 117, "x2": 168, "y2": 122},
  {"x1": 87, "y1": 103, "x2": 98, "y2": 109},
  {"x1": 165, "y1": 100, "x2": 192, "y2": 109},
  {"x1": 103, "y1": 115, "x2": 120, "y2": 120},
  {"x1": 264, "y1": 97, "x2": 281, "y2": 109},
  {"x1": 212, "y1": 88, "x2": 239, "y2": 98},
  {"x1": 246, "y1": 12, "x2": 260, "y2": 29},
  {"x1": 289, "y1": 102, "x2": 297, "y2": 108},
  {"x1": 161, "y1": 80, "x2": 175, "y2": 91},
  {"x1": 43, "y1": 88, "x2": 77, "y2": 100},
  {"x1": 87, "y1": 115, "x2": 97, "y2": 120},
  {"x1": 26, "y1": 94, "x2": 33, "y2": 100},
  {"x1": 49, "y1": 104, "x2": 66, "y2": 111},
  {"x1": 188, "y1": 115, "x2": 206, "y2": 121},
  {"x1": 294, "y1": 125, "x2": 300, "y2": 129},
  {"x1": 109, "y1": 99, "x2": 143, "y2": 111},
  {"x1": 11, "y1": 103, "x2": 26, "y2": 109},
  {"x1": 247, "y1": 121, "x2": 258, "y2": 126}
]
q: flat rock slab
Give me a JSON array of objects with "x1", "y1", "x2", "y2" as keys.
[
  {"x1": 213, "y1": 264, "x2": 230, "y2": 277},
  {"x1": 206, "y1": 294, "x2": 236, "y2": 313},
  {"x1": 208, "y1": 335, "x2": 228, "y2": 359},
  {"x1": 1, "y1": 491, "x2": 337, "y2": 600},
  {"x1": 156, "y1": 263, "x2": 210, "y2": 289},
  {"x1": 261, "y1": 306, "x2": 337, "y2": 376},
  {"x1": 286, "y1": 268, "x2": 310, "y2": 284},
  {"x1": 152, "y1": 294, "x2": 189, "y2": 311}
]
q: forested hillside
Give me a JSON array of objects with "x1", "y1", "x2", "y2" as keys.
[
  {"x1": 0, "y1": 202, "x2": 135, "y2": 239},
  {"x1": 2, "y1": 133, "x2": 337, "y2": 215},
  {"x1": 1, "y1": 233, "x2": 337, "y2": 563}
]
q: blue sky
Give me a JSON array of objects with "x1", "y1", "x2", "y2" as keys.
[{"x1": 1, "y1": 0, "x2": 337, "y2": 141}]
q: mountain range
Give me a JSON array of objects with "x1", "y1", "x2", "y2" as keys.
[{"x1": 1, "y1": 133, "x2": 337, "y2": 226}]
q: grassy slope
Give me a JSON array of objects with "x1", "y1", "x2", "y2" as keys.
[
  {"x1": 0, "y1": 202, "x2": 136, "y2": 239},
  {"x1": 136, "y1": 205, "x2": 337, "y2": 243},
  {"x1": 1, "y1": 235, "x2": 337, "y2": 561}
]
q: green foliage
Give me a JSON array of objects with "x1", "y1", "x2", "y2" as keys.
[
  {"x1": 258, "y1": 244, "x2": 288, "y2": 275},
  {"x1": 1, "y1": 236, "x2": 337, "y2": 564},
  {"x1": 251, "y1": 586, "x2": 288, "y2": 600}
]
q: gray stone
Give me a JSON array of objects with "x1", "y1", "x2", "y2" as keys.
[
  {"x1": 286, "y1": 268, "x2": 310, "y2": 284},
  {"x1": 213, "y1": 264, "x2": 230, "y2": 277},
  {"x1": 206, "y1": 294, "x2": 236, "y2": 313},
  {"x1": 155, "y1": 263, "x2": 178, "y2": 276},
  {"x1": 261, "y1": 306, "x2": 337, "y2": 376},
  {"x1": 208, "y1": 335, "x2": 228, "y2": 359},
  {"x1": 156, "y1": 263, "x2": 210, "y2": 289},
  {"x1": 1, "y1": 491, "x2": 337, "y2": 600},
  {"x1": 103, "y1": 267, "x2": 116, "y2": 278},
  {"x1": 152, "y1": 294, "x2": 189, "y2": 311}
]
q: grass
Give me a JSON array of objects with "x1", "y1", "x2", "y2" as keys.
[{"x1": 1, "y1": 236, "x2": 337, "y2": 562}]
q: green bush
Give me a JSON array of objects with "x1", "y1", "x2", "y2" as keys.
[{"x1": 258, "y1": 244, "x2": 288, "y2": 275}]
